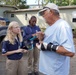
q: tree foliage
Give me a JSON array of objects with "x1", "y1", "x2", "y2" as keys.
[
  {"x1": 0, "y1": 0, "x2": 29, "y2": 9},
  {"x1": 43, "y1": 0, "x2": 76, "y2": 6}
]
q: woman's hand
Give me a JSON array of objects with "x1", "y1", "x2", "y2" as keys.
[
  {"x1": 32, "y1": 33, "x2": 36, "y2": 36},
  {"x1": 23, "y1": 49, "x2": 28, "y2": 53},
  {"x1": 16, "y1": 49, "x2": 24, "y2": 53}
]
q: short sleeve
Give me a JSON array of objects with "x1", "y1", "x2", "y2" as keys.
[
  {"x1": 58, "y1": 24, "x2": 75, "y2": 53},
  {"x1": 2, "y1": 41, "x2": 9, "y2": 54}
]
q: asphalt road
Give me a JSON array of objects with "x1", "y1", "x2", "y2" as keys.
[{"x1": 0, "y1": 52, "x2": 76, "y2": 75}]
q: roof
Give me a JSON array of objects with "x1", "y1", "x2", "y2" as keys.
[
  {"x1": 4, "y1": 8, "x2": 40, "y2": 13},
  {"x1": 3, "y1": 5, "x2": 76, "y2": 13},
  {"x1": 59, "y1": 5, "x2": 76, "y2": 10},
  {"x1": 0, "y1": 5, "x2": 18, "y2": 10}
]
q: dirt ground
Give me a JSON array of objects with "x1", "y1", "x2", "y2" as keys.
[
  {"x1": 69, "y1": 38, "x2": 76, "y2": 75},
  {"x1": 0, "y1": 38, "x2": 76, "y2": 75}
]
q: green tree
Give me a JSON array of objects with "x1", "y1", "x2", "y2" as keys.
[
  {"x1": 17, "y1": 0, "x2": 29, "y2": 9},
  {"x1": 1, "y1": 0, "x2": 29, "y2": 9},
  {"x1": 43, "y1": 0, "x2": 76, "y2": 6},
  {"x1": 72, "y1": 0, "x2": 76, "y2": 5}
]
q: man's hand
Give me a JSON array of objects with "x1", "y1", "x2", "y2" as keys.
[
  {"x1": 36, "y1": 43, "x2": 41, "y2": 49},
  {"x1": 36, "y1": 31, "x2": 45, "y2": 41},
  {"x1": 36, "y1": 42, "x2": 48, "y2": 51}
]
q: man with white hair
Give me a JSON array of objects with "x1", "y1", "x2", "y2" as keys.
[{"x1": 36, "y1": 3, "x2": 75, "y2": 75}]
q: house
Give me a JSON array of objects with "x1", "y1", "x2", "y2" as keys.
[
  {"x1": 2, "y1": 5, "x2": 76, "y2": 29},
  {"x1": 0, "y1": 5, "x2": 18, "y2": 17},
  {"x1": 0, "y1": 4, "x2": 76, "y2": 29},
  {"x1": 0, "y1": 5, "x2": 76, "y2": 44},
  {"x1": 0, "y1": 5, "x2": 18, "y2": 26}
]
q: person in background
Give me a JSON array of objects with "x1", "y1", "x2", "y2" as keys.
[
  {"x1": 2, "y1": 21, "x2": 28, "y2": 75},
  {"x1": 23, "y1": 16, "x2": 41, "y2": 75},
  {"x1": 36, "y1": 3, "x2": 75, "y2": 75}
]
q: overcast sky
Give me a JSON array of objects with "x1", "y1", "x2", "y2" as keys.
[{"x1": 27, "y1": 0, "x2": 42, "y2": 5}]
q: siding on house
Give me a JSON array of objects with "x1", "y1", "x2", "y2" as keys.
[
  {"x1": 1, "y1": 5, "x2": 76, "y2": 29},
  {"x1": 0, "y1": 5, "x2": 18, "y2": 17}
]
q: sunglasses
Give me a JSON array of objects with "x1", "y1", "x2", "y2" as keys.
[{"x1": 39, "y1": 7, "x2": 50, "y2": 16}]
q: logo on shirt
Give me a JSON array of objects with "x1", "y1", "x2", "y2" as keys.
[{"x1": 2, "y1": 49, "x2": 6, "y2": 53}]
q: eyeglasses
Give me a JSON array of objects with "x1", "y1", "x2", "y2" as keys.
[{"x1": 43, "y1": 7, "x2": 50, "y2": 10}]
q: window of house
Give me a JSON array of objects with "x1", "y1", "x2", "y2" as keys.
[
  {"x1": 72, "y1": 11, "x2": 76, "y2": 22},
  {"x1": 72, "y1": 18, "x2": 76, "y2": 22},
  {"x1": 11, "y1": 14, "x2": 14, "y2": 17}
]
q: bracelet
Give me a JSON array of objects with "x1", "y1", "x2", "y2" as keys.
[
  {"x1": 51, "y1": 45, "x2": 58, "y2": 52},
  {"x1": 47, "y1": 43, "x2": 52, "y2": 51},
  {"x1": 41, "y1": 43, "x2": 46, "y2": 51},
  {"x1": 51, "y1": 45, "x2": 53, "y2": 49},
  {"x1": 56, "y1": 46, "x2": 59, "y2": 50},
  {"x1": 41, "y1": 42, "x2": 59, "y2": 52},
  {"x1": 47, "y1": 42, "x2": 59, "y2": 52}
]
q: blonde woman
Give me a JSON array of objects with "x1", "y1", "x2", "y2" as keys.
[{"x1": 2, "y1": 21, "x2": 28, "y2": 75}]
